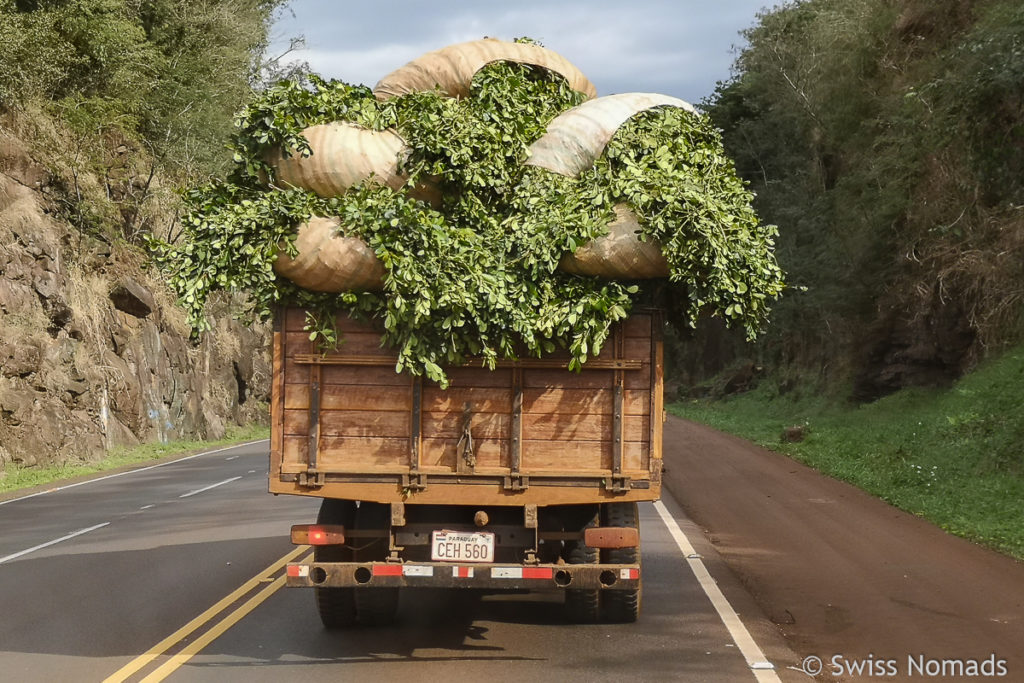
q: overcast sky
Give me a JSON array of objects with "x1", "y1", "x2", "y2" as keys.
[{"x1": 267, "y1": 1, "x2": 777, "y2": 106}]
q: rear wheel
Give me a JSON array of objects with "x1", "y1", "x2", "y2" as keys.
[
  {"x1": 353, "y1": 502, "x2": 400, "y2": 626},
  {"x1": 601, "y1": 502, "x2": 641, "y2": 623},
  {"x1": 314, "y1": 499, "x2": 357, "y2": 629},
  {"x1": 563, "y1": 507, "x2": 600, "y2": 623}
]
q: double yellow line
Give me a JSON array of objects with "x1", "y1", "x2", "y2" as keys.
[{"x1": 104, "y1": 546, "x2": 311, "y2": 683}]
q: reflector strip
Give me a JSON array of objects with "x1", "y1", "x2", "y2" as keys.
[
  {"x1": 371, "y1": 564, "x2": 403, "y2": 577},
  {"x1": 523, "y1": 567, "x2": 553, "y2": 579},
  {"x1": 491, "y1": 567, "x2": 553, "y2": 580},
  {"x1": 402, "y1": 565, "x2": 433, "y2": 577},
  {"x1": 491, "y1": 567, "x2": 521, "y2": 579},
  {"x1": 286, "y1": 564, "x2": 309, "y2": 578},
  {"x1": 452, "y1": 566, "x2": 474, "y2": 578},
  {"x1": 619, "y1": 568, "x2": 640, "y2": 580}
]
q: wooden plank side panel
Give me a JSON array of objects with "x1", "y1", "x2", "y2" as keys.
[
  {"x1": 422, "y1": 386, "x2": 513, "y2": 413},
  {"x1": 522, "y1": 388, "x2": 649, "y2": 416},
  {"x1": 285, "y1": 409, "x2": 411, "y2": 438},
  {"x1": 284, "y1": 331, "x2": 386, "y2": 357},
  {"x1": 273, "y1": 307, "x2": 662, "y2": 494},
  {"x1": 438, "y1": 367, "x2": 514, "y2": 389},
  {"x1": 523, "y1": 369, "x2": 614, "y2": 389},
  {"x1": 521, "y1": 440, "x2": 646, "y2": 473},
  {"x1": 282, "y1": 435, "x2": 411, "y2": 473},
  {"x1": 622, "y1": 313, "x2": 652, "y2": 338},
  {"x1": 421, "y1": 438, "x2": 507, "y2": 470},
  {"x1": 522, "y1": 413, "x2": 649, "y2": 442},
  {"x1": 285, "y1": 384, "x2": 410, "y2": 411},
  {"x1": 421, "y1": 411, "x2": 510, "y2": 440},
  {"x1": 285, "y1": 308, "x2": 384, "y2": 334}
]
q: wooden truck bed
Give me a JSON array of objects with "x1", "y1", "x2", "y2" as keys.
[{"x1": 269, "y1": 307, "x2": 663, "y2": 506}]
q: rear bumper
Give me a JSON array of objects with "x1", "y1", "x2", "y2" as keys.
[{"x1": 286, "y1": 561, "x2": 640, "y2": 591}]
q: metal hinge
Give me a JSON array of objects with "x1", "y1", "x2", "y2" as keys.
[
  {"x1": 503, "y1": 474, "x2": 529, "y2": 491},
  {"x1": 298, "y1": 470, "x2": 325, "y2": 488},
  {"x1": 606, "y1": 476, "x2": 632, "y2": 494},
  {"x1": 401, "y1": 472, "x2": 428, "y2": 492}
]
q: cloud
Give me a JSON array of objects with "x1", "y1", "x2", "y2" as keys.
[{"x1": 269, "y1": 0, "x2": 770, "y2": 102}]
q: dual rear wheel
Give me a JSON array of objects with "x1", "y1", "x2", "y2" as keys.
[
  {"x1": 314, "y1": 500, "x2": 398, "y2": 628},
  {"x1": 563, "y1": 502, "x2": 641, "y2": 624}
]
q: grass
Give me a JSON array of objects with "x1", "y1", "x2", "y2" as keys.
[
  {"x1": 669, "y1": 345, "x2": 1024, "y2": 560},
  {"x1": 0, "y1": 423, "x2": 269, "y2": 496}
]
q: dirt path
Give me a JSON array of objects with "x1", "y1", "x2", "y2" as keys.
[{"x1": 661, "y1": 416, "x2": 1024, "y2": 681}]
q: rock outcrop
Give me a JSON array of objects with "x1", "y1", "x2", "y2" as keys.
[{"x1": 0, "y1": 129, "x2": 269, "y2": 470}]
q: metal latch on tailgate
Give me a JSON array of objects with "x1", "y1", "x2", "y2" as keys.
[
  {"x1": 503, "y1": 474, "x2": 529, "y2": 491},
  {"x1": 605, "y1": 476, "x2": 632, "y2": 493}
]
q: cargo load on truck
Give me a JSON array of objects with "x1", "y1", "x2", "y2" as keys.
[{"x1": 149, "y1": 37, "x2": 784, "y2": 625}]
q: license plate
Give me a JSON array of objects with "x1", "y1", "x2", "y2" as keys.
[{"x1": 431, "y1": 530, "x2": 495, "y2": 563}]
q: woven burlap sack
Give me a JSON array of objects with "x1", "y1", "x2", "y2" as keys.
[
  {"x1": 266, "y1": 122, "x2": 440, "y2": 204},
  {"x1": 526, "y1": 93, "x2": 694, "y2": 178},
  {"x1": 373, "y1": 38, "x2": 597, "y2": 101},
  {"x1": 559, "y1": 204, "x2": 668, "y2": 279},
  {"x1": 273, "y1": 216, "x2": 385, "y2": 292}
]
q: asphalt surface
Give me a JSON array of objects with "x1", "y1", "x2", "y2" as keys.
[{"x1": 0, "y1": 440, "x2": 802, "y2": 682}]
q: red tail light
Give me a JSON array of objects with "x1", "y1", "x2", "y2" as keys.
[{"x1": 291, "y1": 524, "x2": 346, "y2": 546}]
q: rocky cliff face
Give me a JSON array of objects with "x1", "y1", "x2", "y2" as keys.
[{"x1": 0, "y1": 131, "x2": 270, "y2": 470}]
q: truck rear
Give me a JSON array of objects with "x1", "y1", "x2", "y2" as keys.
[{"x1": 271, "y1": 305, "x2": 664, "y2": 624}]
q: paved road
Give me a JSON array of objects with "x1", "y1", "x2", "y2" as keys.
[{"x1": 0, "y1": 440, "x2": 802, "y2": 682}]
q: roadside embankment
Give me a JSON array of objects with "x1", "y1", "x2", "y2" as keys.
[{"x1": 669, "y1": 345, "x2": 1024, "y2": 559}]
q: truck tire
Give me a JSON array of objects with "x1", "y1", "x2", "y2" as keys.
[
  {"x1": 353, "y1": 502, "x2": 400, "y2": 626},
  {"x1": 563, "y1": 508, "x2": 600, "y2": 623},
  {"x1": 314, "y1": 499, "x2": 358, "y2": 629},
  {"x1": 601, "y1": 502, "x2": 640, "y2": 623}
]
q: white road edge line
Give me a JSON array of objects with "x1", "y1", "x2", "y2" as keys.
[
  {"x1": 0, "y1": 522, "x2": 111, "y2": 565},
  {"x1": 653, "y1": 500, "x2": 782, "y2": 683},
  {"x1": 0, "y1": 439, "x2": 269, "y2": 507},
  {"x1": 179, "y1": 476, "x2": 242, "y2": 498}
]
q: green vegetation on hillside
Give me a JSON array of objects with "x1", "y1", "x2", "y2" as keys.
[
  {"x1": 671, "y1": 345, "x2": 1024, "y2": 559},
  {"x1": 0, "y1": 0, "x2": 296, "y2": 245},
  {"x1": 699, "y1": 0, "x2": 1024, "y2": 397}
]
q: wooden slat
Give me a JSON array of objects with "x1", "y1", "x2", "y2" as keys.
[
  {"x1": 523, "y1": 387, "x2": 612, "y2": 415},
  {"x1": 625, "y1": 367, "x2": 653, "y2": 390},
  {"x1": 321, "y1": 365, "x2": 408, "y2": 386},
  {"x1": 284, "y1": 332, "x2": 312, "y2": 357},
  {"x1": 421, "y1": 438, "x2": 507, "y2": 469},
  {"x1": 421, "y1": 411, "x2": 510, "y2": 440},
  {"x1": 521, "y1": 412, "x2": 648, "y2": 442},
  {"x1": 285, "y1": 384, "x2": 410, "y2": 411},
  {"x1": 623, "y1": 337, "x2": 652, "y2": 361},
  {"x1": 284, "y1": 435, "x2": 410, "y2": 469},
  {"x1": 422, "y1": 386, "x2": 513, "y2": 413},
  {"x1": 521, "y1": 440, "x2": 646, "y2": 472},
  {"x1": 522, "y1": 388, "x2": 649, "y2": 416},
  {"x1": 437, "y1": 367, "x2": 513, "y2": 388},
  {"x1": 285, "y1": 409, "x2": 411, "y2": 438},
  {"x1": 284, "y1": 363, "x2": 309, "y2": 385},
  {"x1": 285, "y1": 308, "x2": 386, "y2": 334},
  {"x1": 521, "y1": 440, "x2": 611, "y2": 471},
  {"x1": 523, "y1": 369, "x2": 614, "y2": 389},
  {"x1": 623, "y1": 441, "x2": 648, "y2": 472},
  {"x1": 622, "y1": 314, "x2": 652, "y2": 338}
]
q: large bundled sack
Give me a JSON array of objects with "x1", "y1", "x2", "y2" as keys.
[
  {"x1": 525, "y1": 93, "x2": 696, "y2": 279},
  {"x1": 372, "y1": 38, "x2": 597, "y2": 101}
]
